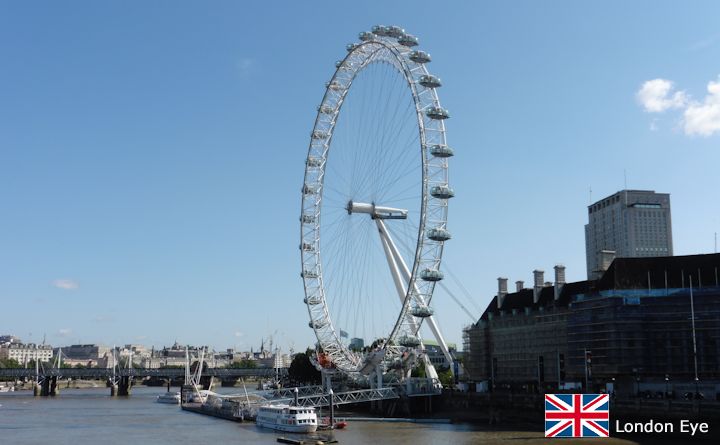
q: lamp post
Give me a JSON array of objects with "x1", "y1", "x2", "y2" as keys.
[
  {"x1": 664, "y1": 374, "x2": 669, "y2": 399},
  {"x1": 690, "y1": 276, "x2": 700, "y2": 398}
]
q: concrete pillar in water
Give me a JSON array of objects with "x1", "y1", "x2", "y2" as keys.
[
  {"x1": 33, "y1": 382, "x2": 42, "y2": 397},
  {"x1": 50, "y1": 377, "x2": 60, "y2": 396},
  {"x1": 200, "y1": 376, "x2": 212, "y2": 390},
  {"x1": 118, "y1": 376, "x2": 132, "y2": 396},
  {"x1": 40, "y1": 378, "x2": 51, "y2": 396},
  {"x1": 110, "y1": 384, "x2": 118, "y2": 396}
]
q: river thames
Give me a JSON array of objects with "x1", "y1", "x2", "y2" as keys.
[{"x1": 0, "y1": 386, "x2": 647, "y2": 445}]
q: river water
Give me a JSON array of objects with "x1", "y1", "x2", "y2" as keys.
[{"x1": 0, "y1": 386, "x2": 639, "y2": 445}]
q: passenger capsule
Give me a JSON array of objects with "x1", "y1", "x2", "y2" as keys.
[
  {"x1": 318, "y1": 105, "x2": 335, "y2": 114},
  {"x1": 325, "y1": 81, "x2": 344, "y2": 91},
  {"x1": 398, "y1": 335, "x2": 421, "y2": 347},
  {"x1": 301, "y1": 270, "x2": 319, "y2": 279},
  {"x1": 409, "y1": 50, "x2": 431, "y2": 64},
  {"x1": 302, "y1": 184, "x2": 318, "y2": 195},
  {"x1": 346, "y1": 43, "x2": 357, "y2": 52},
  {"x1": 398, "y1": 34, "x2": 419, "y2": 47},
  {"x1": 300, "y1": 214, "x2": 316, "y2": 224},
  {"x1": 300, "y1": 242, "x2": 315, "y2": 252},
  {"x1": 386, "y1": 26, "x2": 405, "y2": 38},
  {"x1": 427, "y1": 227, "x2": 452, "y2": 241},
  {"x1": 312, "y1": 130, "x2": 329, "y2": 139},
  {"x1": 411, "y1": 304, "x2": 434, "y2": 318},
  {"x1": 308, "y1": 320, "x2": 327, "y2": 329},
  {"x1": 304, "y1": 296, "x2": 321, "y2": 305},
  {"x1": 418, "y1": 74, "x2": 441, "y2": 88},
  {"x1": 425, "y1": 106, "x2": 450, "y2": 120},
  {"x1": 430, "y1": 185, "x2": 455, "y2": 199},
  {"x1": 371, "y1": 25, "x2": 388, "y2": 36},
  {"x1": 429, "y1": 144, "x2": 454, "y2": 158},
  {"x1": 359, "y1": 31, "x2": 375, "y2": 41},
  {"x1": 420, "y1": 268, "x2": 444, "y2": 282},
  {"x1": 306, "y1": 157, "x2": 323, "y2": 167}
]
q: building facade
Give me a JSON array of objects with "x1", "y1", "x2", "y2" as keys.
[
  {"x1": 464, "y1": 254, "x2": 720, "y2": 395},
  {"x1": 0, "y1": 343, "x2": 53, "y2": 364},
  {"x1": 585, "y1": 190, "x2": 673, "y2": 279}
]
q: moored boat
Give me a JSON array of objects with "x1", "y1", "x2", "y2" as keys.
[
  {"x1": 255, "y1": 404, "x2": 318, "y2": 433},
  {"x1": 156, "y1": 391, "x2": 181, "y2": 404}
]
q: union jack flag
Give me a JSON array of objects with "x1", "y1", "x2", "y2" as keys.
[{"x1": 545, "y1": 393, "x2": 609, "y2": 438}]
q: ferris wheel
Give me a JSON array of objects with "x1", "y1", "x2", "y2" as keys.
[{"x1": 300, "y1": 25, "x2": 455, "y2": 377}]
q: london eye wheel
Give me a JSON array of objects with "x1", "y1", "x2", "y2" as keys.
[{"x1": 300, "y1": 26, "x2": 455, "y2": 377}]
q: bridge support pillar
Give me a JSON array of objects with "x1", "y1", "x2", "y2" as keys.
[
  {"x1": 33, "y1": 382, "x2": 42, "y2": 397},
  {"x1": 200, "y1": 376, "x2": 213, "y2": 390},
  {"x1": 49, "y1": 376, "x2": 60, "y2": 396},
  {"x1": 40, "y1": 378, "x2": 51, "y2": 396},
  {"x1": 118, "y1": 376, "x2": 132, "y2": 396},
  {"x1": 110, "y1": 384, "x2": 118, "y2": 396}
]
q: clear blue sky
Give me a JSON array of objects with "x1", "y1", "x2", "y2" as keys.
[{"x1": 1, "y1": 1, "x2": 719, "y2": 352}]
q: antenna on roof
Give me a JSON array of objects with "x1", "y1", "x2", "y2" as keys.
[
  {"x1": 589, "y1": 187, "x2": 592, "y2": 204},
  {"x1": 623, "y1": 169, "x2": 627, "y2": 190}
]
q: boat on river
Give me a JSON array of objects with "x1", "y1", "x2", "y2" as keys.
[
  {"x1": 255, "y1": 404, "x2": 318, "y2": 433},
  {"x1": 156, "y1": 391, "x2": 181, "y2": 404}
]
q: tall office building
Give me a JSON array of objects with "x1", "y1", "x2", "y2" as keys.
[{"x1": 585, "y1": 190, "x2": 672, "y2": 279}]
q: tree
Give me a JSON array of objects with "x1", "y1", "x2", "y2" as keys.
[
  {"x1": 0, "y1": 358, "x2": 21, "y2": 369},
  {"x1": 288, "y1": 353, "x2": 321, "y2": 384},
  {"x1": 229, "y1": 359, "x2": 257, "y2": 369}
]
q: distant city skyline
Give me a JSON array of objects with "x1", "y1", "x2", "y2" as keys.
[{"x1": 1, "y1": 1, "x2": 719, "y2": 351}]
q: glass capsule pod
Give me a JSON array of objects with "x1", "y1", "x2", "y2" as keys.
[
  {"x1": 318, "y1": 105, "x2": 335, "y2": 114},
  {"x1": 418, "y1": 74, "x2": 441, "y2": 88},
  {"x1": 430, "y1": 185, "x2": 455, "y2": 199},
  {"x1": 429, "y1": 144, "x2": 454, "y2": 158},
  {"x1": 300, "y1": 214, "x2": 316, "y2": 224},
  {"x1": 420, "y1": 268, "x2": 444, "y2": 282},
  {"x1": 398, "y1": 335, "x2": 421, "y2": 347},
  {"x1": 300, "y1": 242, "x2": 315, "y2": 252},
  {"x1": 308, "y1": 320, "x2": 327, "y2": 329},
  {"x1": 306, "y1": 157, "x2": 323, "y2": 167},
  {"x1": 302, "y1": 184, "x2": 318, "y2": 195},
  {"x1": 325, "y1": 81, "x2": 344, "y2": 91},
  {"x1": 427, "y1": 227, "x2": 452, "y2": 241},
  {"x1": 304, "y1": 296, "x2": 321, "y2": 305},
  {"x1": 386, "y1": 26, "x2": 405, "y2": 38},
  {"x1": 409, "y1": 50, "x2": 431, "y2": 64},
  {"x1": 371, "y1": 25, "x2": 388, "y2": 36},
  {"x1": 398, "y1": 34, "x2": 419, "y2": 47},
  {"x1": 425, "y1": 106, "x2": 450, "y2": 120},
  {"x1": 346, "y1": 43, "x2": 357, "y2": 52},
  {"x1": 301, "y1": 270, "x2": 319, "y2": 279},
  {"x1": 312, "y1": 130, "x2": 329, "y2": 139},
  {"x1": 359, "y1": 31, "x2": 375, "y2": 41},
  {"x1": 410, "y1": 304, "x2": 434, "y2": 318}
]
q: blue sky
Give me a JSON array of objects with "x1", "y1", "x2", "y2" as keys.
[{"x1": 1, "y1": 1, "x2": 719, "y2": 352}]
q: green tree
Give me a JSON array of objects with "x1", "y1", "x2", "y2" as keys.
[
  {"x1": 288, "y1": 353, "x2": 320, "y2": 384},
  {"x1": 230, "y1": 359, "x2": 257, "y2": 369},
  {"x1": 0, "y1": 358, "x2": 21, "y2": 369}
]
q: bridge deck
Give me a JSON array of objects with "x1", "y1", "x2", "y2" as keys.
[{"x1": 0, "y1": 367, "x2": 284, "y2": 379}]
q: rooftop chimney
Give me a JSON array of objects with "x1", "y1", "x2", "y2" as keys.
[
  {"x1": 533, "y1": 269, "x2": 544, "y2": 303},
  {"x1": 515, "y1": 280, "x2": 524, "y2": 292},
  {"x1": 497, "y1": 277, "x2": 508, "y2": 309},
  {"x1": 554, "y1": 264, "x2": 566, "y2": 301}
]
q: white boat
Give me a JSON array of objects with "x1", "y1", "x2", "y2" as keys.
[
  {"x1": 156, "y1": 391, "x2": 181, "y2": 404},
  {"x1": 255, "y1": 404, "x2": 318, "y2": 433},
  {"x1": 0, "y1": 386, "x2": 14, "y2": 393}
]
